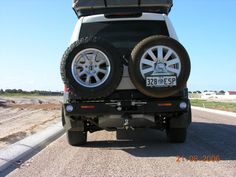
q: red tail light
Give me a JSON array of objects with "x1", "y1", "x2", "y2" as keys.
[{"x1": 64, "y1": 85, "x2": 70, "y2": 92}]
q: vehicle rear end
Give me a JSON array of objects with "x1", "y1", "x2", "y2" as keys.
[{"x1": 61, "y1": 0, "x2": 191, "y2": 146}]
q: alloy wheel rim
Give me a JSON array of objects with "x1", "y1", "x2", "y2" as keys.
[
  {"x1": 140, "y1": 45, "x2": 181, "y2": 78},
  {"x1": 71, "y1": 48, "x2": 111, "y2": 88}
]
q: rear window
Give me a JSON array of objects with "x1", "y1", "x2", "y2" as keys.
[{"x1": 80, "y1": 20, "x2": 169, "y2": 57}]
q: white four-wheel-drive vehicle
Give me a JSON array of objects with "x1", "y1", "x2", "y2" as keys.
[{"x1": 61, "y1": 0, "x2": 191, "y2": 146}]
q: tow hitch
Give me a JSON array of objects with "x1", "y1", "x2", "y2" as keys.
[{"x1": 123, "y1": 114, "x2": 134, "y2": 130}]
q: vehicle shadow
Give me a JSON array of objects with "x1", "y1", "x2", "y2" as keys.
[{"x1": 84, "y1": 122, "x2": 236, "y2": 161}]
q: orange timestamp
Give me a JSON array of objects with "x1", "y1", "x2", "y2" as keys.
[{"x1": 176, "y1": 155, "x2": 220, "y2": 162}]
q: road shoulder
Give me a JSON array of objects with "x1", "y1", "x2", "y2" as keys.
[
  {"x1": 0, "y1": 122, "x2": 64, "y2": 174},
  {"x1": 192, "y1": 106, "x2": 236, "y2": 118}
]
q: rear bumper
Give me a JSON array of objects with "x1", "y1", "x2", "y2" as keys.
[
  {"x1": 64, "y1": 89, "x2": 189, "y2": 116},
  {"x1": 63, "y1": 98, "x2": 190, "y2": 116}
]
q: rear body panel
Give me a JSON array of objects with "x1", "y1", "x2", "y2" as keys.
[{"x1": 70, "y1": 13, "x2": 177, "y2": 90}]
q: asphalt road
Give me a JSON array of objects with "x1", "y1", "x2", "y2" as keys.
[{"x1": 6, "y1": 109, "x2": 236, "y2": 177}]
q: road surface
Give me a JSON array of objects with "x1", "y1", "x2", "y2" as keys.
[{"x1": 6, "y1": 109, "x2": 236, "y2": 177}]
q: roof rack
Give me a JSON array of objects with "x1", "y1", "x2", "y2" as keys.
[{"x1": 72, "y1": 0, "x2": 173, "y2": 18}]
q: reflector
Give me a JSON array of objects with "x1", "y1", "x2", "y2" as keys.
[{"x1": 158, "y1": 103, "x2": 172, "y2": 107}]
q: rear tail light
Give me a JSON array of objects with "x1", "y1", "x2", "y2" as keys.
[
  {"x1": 179, "y1": 102, "x2": 187, "y2": 110},
  {"x1": 66, "y1": 105, "x2": 74, "y2": 112},
  {"x1": 64, "y1": 85, "x2": 70, "y2": 92}
]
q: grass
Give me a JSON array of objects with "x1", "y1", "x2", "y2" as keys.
[{"x1": 190, "y1": 99, "x2": 236, "y2": 113}]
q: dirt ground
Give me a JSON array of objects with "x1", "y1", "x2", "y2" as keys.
[{"x1": 0, "y1": 96, "x2": 62, "y2": 149}]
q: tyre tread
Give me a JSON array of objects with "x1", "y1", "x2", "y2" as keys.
[{"x1": 60, "y1": 37, "x2": 123, "y2": 100}]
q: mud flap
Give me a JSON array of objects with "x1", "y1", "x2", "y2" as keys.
[
  {"x1": 64, "y1": 116, "x2": 84, "y2": 132},
  {"x1": 169, "y1": 110, "x2": 191, "y2": 128}
]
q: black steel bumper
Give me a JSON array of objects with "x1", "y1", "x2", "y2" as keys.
[
  {"x1": 64, "y1": 89, "x2": 189, "y2": 116},
  {"x1": 64, "y1": 98, "x2": 190, "y2": 116}
]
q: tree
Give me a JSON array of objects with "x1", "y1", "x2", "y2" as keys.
[
  {"x1": 17, "y1": 89, "x2": 23, "y2": 93},
  {"x1": 219, "y1": 90, "x2": 225, "y2": 94}
]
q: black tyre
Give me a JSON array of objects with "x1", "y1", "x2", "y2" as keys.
[
  {"x1": 129, "y1": 35, "x2": 191, "y2": 98},
  {"x1": 166, "y1": 128, "x2": 187, "y2": 143},
  {"x1": 61, "y1": 107, "x2": 65, "y2": 127},
  {"x1": 67, "y1": 130, "x2": 87, "y2": 146},
  {"x1": 61, "y1": 37, "x2": 123, "y2": 99}
]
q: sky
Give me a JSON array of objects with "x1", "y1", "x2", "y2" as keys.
[{"x1": 0, "y1": 0, "x2": 236, "y2": 92}]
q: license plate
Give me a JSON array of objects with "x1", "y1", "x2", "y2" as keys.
[{"x1": 146, "y1": 76, "x2": 177, "y2": 87}]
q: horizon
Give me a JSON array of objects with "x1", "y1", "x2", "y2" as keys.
[{"x1": 0, "y1": 88, "x2": 235, "y2": 93}]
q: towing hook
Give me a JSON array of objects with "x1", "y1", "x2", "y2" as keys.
[
  {"x1": 124, "y1": 119, "x2": 129, "y2": 130},
  {"x1": 123, "y1": 114, "x2": 134, "y2": 130},
  {"x1": 124, "y1": 119, "x2": 134, "y2": 130}
]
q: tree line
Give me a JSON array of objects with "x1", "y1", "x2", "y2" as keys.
[{"x1": 0, "y1": 89, "x2": 63, "y2": 96}]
